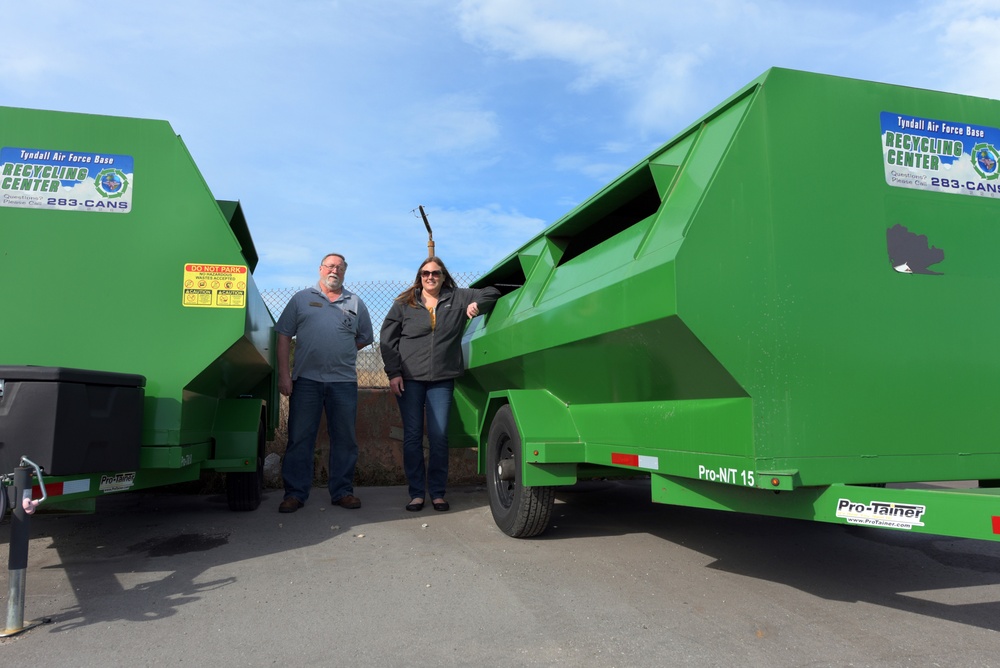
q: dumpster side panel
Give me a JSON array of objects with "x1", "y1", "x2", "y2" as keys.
[{"x1": 675, "y1": 69, "x2": 1000, "y2": 484}]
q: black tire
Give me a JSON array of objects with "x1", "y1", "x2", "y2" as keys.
[
  {"x1": 486, "y1": 405, "x2": 554, "y2": 537},
  {"x1": 226, "y1": 413, "x2": 265, "y2": 511}
]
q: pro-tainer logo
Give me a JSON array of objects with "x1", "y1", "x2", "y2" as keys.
[{"x1": 836, "y1": 498, "x2": 926, "y2": 530}]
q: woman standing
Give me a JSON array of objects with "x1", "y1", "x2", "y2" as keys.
[{"x1": 380, "y1": 257, "x2": 500, "y2": 512}]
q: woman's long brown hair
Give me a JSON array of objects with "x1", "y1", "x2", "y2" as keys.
[{"x1": 393, "y1": 256, "x2": 457, "y2": 307}]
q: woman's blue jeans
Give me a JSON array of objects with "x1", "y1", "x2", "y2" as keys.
[
  {"x1": 282, "y1": 377, "x2": 359, "y2": 503},
  {"x1": 397, "y1": 379, "x2": 454, "y2": 501}
]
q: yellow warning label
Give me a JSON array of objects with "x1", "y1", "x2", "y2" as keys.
[{"x1": 182, "y1": 263, "x2": 248, "y2": 308}]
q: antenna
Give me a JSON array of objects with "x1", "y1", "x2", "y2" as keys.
[{"x1": 418, "y1": 205, "x2": 435, "y2": 258}]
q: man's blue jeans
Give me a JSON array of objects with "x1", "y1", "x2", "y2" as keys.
[
  {"x1": 282, "y1": 377, "x2": 359, "y2": 503},
  {"x1": 397, "y1": 379, "x2": 454, "y2": 501}
]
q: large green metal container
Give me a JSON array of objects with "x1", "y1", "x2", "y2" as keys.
[
  {"x1": 0, "y1": 107, "x2": 274, "y2": 510},
  {"x1": 455, "y1": 68, "x2": 1000, "y2": 539}
]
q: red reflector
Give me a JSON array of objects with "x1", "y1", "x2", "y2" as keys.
[
  {"x1": 611, "y1": 453, "x2": 639, "y2": 467},
  {"x1": 992, "y1": 516, "x2": 1000, "y2": 534},
  {"x1": 33, "y1": 482, "x2": 62, "y2": 499}
]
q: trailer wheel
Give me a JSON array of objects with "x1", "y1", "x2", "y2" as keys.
[
  {"x1": 486, "y1": 405, "x2": 554, "y2": 537},
  {"x1": 226, "y1": 413, "x2": 265, "y2": 511}
]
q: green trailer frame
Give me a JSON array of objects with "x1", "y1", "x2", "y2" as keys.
[
  {"x1": 0, "y1": 107, "x2": 275, "y2": 512},
  {"x1": 453, "y1": 68, "x2": 1000, "y2": 540}
]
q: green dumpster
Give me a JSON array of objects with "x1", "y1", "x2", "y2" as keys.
[
  {"x1": 453, "y1": 68, "x2": 1000, "y2": 539},
  {"x1": 0, "y1": 106, "x2": 275, "y2": 511}
]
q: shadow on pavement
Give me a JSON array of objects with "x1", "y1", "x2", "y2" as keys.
[
  {"x1": 2, "y1": 486, "x2": 444, "y2": 633},
  {"x1": 547, "y1": 478, "x2": 1000, "y2": 632}
]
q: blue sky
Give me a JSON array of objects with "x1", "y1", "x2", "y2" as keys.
[{"x1": 4, "y1": 1, "x2": 998, "y2": 289}]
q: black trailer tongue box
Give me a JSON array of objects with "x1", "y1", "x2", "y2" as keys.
[{"x1": 0, "y1": 366, "x2": 145, "y2": 476}]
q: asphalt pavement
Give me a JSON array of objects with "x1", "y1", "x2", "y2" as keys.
[{"x1": 2, "y1": 480, "x2": 1000, "y2": 667}]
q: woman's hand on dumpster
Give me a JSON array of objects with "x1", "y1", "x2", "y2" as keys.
[
  {"x1": 390, "y1": 376, "x2": 405, "y2": 397},
  {"x1": 278, "y1": 374, "x2": 293, "y2": 397},
  {"x1": 466, "y1": 302, "x2": 480, "y2": 319}
]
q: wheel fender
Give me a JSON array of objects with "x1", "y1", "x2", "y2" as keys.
[
  {"x1": 212, "y1": 398, "x2": 266, "y2": 471},
  {"x1": 480, "y1": 389, "x2": 580, "y2": 485}
]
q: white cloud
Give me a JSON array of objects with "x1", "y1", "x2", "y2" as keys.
[
  {"x1": 397, "y1": 95, "x2": 501, "y2": 156},
  {"x1": 454, "y1": 0, "x2": 1000, "y2": 136},
  {"x1": 553, "y1": 154, "x2": 630, "y2": 184},
  {"x1": 927, "y1": 1, "x2": 1000, "y2": 98},
  {"x1": 456, "y1": 0, "x2": 639, "y2": 90}
]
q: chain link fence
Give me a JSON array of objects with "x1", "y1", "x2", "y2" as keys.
[{"x1": 261, "y1": 271, "x2": 482, "y2": 388}]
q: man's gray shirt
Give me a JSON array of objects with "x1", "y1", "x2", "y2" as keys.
[{"x1": 275, "y1": 284, "x2": 374, "y2": 383}]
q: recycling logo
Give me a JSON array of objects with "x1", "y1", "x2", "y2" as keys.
[{"x1": 95, "y1": 168, "x2": 130, "y2": 198}]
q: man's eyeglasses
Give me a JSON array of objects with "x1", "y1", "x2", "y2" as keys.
[
  {"x1": 322, "y1": 264, "x2": 346, "y2": 272},
  {"x1": 421, "y1": 270, "x2": 442, "y2": 278}
]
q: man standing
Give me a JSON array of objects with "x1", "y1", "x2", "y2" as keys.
[{"x1": 275, "y1": 253, "x2": 373, "y2": 513}]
